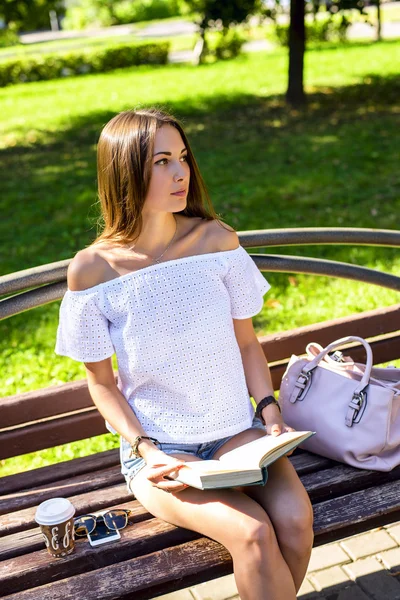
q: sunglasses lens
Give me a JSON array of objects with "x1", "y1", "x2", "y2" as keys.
[
  {"x1": 74, "y1": 515, "x2": 96, "y2": 536},
  {"x1": 104, "y1": 510, "x2": 128, "y2": 531}
]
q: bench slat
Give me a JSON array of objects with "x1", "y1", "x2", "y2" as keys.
[
  {"x1": 2, "y1": 537, "x2": 233, "y2": 600},
  {"x1": 2, "y1": 332, "x2": 398, "y2": 459},
  {"x1": 0, "y1": 465, "x2": 124, "y2": 515},
  {"x1": 313, "y1": 479, "x2": 400, "y2": 545},
  {"x1": 0, "y1": 484, "x2": 130, "y2": 537},
  {"x1": 0, "y1": 452, "x2": 332, "y2": 526},
  {"x1": 300, "y1": 464, "x2": 400, "y2": 502},
  {"x1": 0, "y1": 410, "x2": 108, "y2": 460},
  {"x1": 261, "y1": 303, "x2": 400, "y2": 362},
  {"x1": 0, "y1": 500, "x2": 150, "y2": 561},
  {"x1": 4, "y1": 474, "x2": 400, "y2": 600},
  {"x1": 1, "y1": 517, "x2": 199, "y2": 596},
  {"x1": 1, "y1": 449, "x2": 120, "y2": 496}
]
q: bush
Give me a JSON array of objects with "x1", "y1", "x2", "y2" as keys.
[
  {"x1": 63, "y1": 0, "x2": 187, "y2": 29},
  {"x1": 271, "y1": 17, "x2": 351, "y2": 46},
  {"x1": 0, "y1": 41, "x2": 170, "y2": 87},
  {"x1": 114, "y1": 0, "x2": 187, "y2": 24},
  {"x1": 214, "y1": 29, "x2": 246, "y2": 60},
  {"x1": 0, "y1": 28, "x2": 20, "y2": 48}
]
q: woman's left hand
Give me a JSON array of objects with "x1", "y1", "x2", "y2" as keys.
[{"x1": 264, "y1": 417, "x2": 297, "y2": 456}]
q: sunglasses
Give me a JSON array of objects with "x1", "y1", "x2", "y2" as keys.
[{"x1": 74, "y1": 509, "x2": 132, "y2": 537}]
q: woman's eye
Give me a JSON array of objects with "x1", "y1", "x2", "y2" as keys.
[{"x1": 156, "y1": 155, "x2": 188, "y2": 166}]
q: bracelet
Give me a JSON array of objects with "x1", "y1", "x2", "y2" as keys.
[
  {"x1": 130, "y1": 436, "x2": 160, "y2": 458},
  {"x1": 255, "y1": 395, "x2": 281, "y2": 425}
]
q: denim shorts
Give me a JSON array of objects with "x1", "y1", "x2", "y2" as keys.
[{"x1": 119, "y1": 415, "x2": 265, "y2": 492}]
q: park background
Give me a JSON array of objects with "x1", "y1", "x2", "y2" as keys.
[
  {"x1": 1, "y1": 2, "x2": 400, "y2": 598},
  {"x1": 0, "y1": 0, "x2": 399, "y2": 478}
]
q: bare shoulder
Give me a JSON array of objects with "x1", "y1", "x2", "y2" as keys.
[
  {"x1": 206, "y1": 219, "x2": 240, "y2": 252},
  {"x1": 67, "y1": 246, "x2": 109, "y2": 292}
]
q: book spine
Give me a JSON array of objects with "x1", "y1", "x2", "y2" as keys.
[{"x1": 261, "y1": 467, "x2": 268, "y2": 485}]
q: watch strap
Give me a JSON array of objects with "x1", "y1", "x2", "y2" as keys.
[
  {"x1": 255, "y1": 395, "x2": 281, "y2": 425},
  {"x1": 130, "y1": 436, "x2": 160, "y2": 458}
]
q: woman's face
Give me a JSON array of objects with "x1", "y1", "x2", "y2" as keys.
[{"x1": 144, "y1": 124, "x2": 190, "y2": 214}]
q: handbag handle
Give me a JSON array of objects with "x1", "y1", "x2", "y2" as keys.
[
  {"x1": 303, "y1": 336, "x2": 373, "y2": 395},
  {"x1": 307, "y1": 342, "x2": 400, "y2": 392}
]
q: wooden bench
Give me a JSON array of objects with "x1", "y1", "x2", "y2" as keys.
[{"x1": 1, "y1": 228, "x2": 400, "y2": 599}]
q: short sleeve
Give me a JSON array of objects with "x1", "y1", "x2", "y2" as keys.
[
  {"x1": 55, "y1": 289, "x2": 115, "y2": 362},
  {"x1": 223, "y1": 246, "x2": 271, "y2": 319}
]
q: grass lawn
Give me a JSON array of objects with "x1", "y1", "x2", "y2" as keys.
[{"x1": 1, "y1": 39, "x2": 399, "y2": 476}]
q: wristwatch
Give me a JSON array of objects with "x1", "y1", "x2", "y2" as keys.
[
  {"x1": 129, "y1": 436, "x2": 160, "y2": 458},
  {"x1": 255, "y1": 395, "x2": 281, "y2": 425}
]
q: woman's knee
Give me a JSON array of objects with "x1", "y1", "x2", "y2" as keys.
[
  {"x1": 277, "y1": 497, "x2": 314, "y2": 548},
  {"x1": 230, "y1": 515, "x2": 277, "y2": 560}
]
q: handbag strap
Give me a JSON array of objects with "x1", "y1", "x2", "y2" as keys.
[
  {"x1": 306, "y1": 342, "x2": 400, "y2": 393},
  {"x1": 302, "y1": 336, "x2": 373, "y2": 395}
]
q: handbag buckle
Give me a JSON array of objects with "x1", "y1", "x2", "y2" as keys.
[
  {"x1": 330, "y1": 350, "x2": 345, "y2": 363},
  {"x1": 345, "y1": 391, "x2": 367, "y2": 427},
  {"x1": 290, "y1": 369, "x2": 313, "y2": 403}
]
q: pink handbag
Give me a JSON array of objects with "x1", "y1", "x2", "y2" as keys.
[{"x1": 278, "y1": 336, "x2": 400, "y2": 471}]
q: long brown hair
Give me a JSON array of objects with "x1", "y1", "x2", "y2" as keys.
[{"x1": 91, "y1": 107, "x2": 225, "y2": 248}]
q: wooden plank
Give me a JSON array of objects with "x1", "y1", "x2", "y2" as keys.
[
  {"x1": 5, "y1": 473, "x2": 400, "y2": 600},
  {"x1": 0, "y1": 410, "x2": 108, "y2": 460},
  {"x1": 1, "y1": 537, "x2": 232, "y2": 600},
  {"x1": 0, "y1": 500, "x2": 151, "y2": 561},
  {"x1": 0, "y1": 381, "x2": 91, "y2": 428},
  {"x1": 300, "y1": 464, "x2": 400, "y2": 503},
  {"x1": 289, "y1": 451, "x2": 333, "y2": 474},
  {"x1": 0, "y1": 516, "x2": 199, "y2": 596},
  {"x1": 0, "y1": 450, "x2": 328, "y2": 537},
  {"x1": 2, "y1": 477, "x2": 400, "y2": 597},
  {"x1": 0, "y1": 484, "x2": 130, "y2": 537},
  {"x1": 2, "y1": 306, "x2": 398, "y2": 431},
  {"x1": 0, "y1": 466, "x2": 124, "y2": 515},
  {"x1": 1, "y1": 448, "x2": 120, "y2": 495},
  {"x1": 312, "y1": 479, "x2": 400, "y2": 546},
  {"x1": 260, "y1": 303, "x2": 400, "y2": 363}
]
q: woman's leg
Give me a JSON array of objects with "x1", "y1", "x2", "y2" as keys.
[
  {"x1": 213, "y1": 430, "x2": 314, "y2": 593},
  {"x1": 130, "y1": 453, "x2": 297, "y2": 600}
]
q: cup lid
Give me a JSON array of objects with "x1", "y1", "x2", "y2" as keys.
[{"x1": 35, "y1": 497, "x2": 75, "y2": 526}]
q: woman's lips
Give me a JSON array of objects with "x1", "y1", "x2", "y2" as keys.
[{"x1": 171, "y1": 190, "x2": 187, "y2": 196}]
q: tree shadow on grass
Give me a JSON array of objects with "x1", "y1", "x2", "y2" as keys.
[{"x1": 0, "y1": 72, "x2": 399, "y2": 357}]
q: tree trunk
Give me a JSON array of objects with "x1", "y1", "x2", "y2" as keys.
[
  {"x1": 376, "y1": 0, "x2": 382, "y2": 41},
  {"x1": 286, "y1": 0, "x2": 306, "y2": 106}
]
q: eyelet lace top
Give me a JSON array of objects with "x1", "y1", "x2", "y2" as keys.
[{"x1": 55, "y1": 245, "x2": 271, "y2": 443}]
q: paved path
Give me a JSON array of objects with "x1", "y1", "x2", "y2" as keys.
[{"x1": 154, "y1": 522, "x2": 400, "y2": 599}]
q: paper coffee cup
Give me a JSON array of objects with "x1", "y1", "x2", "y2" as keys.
[{"x1": 35, "y1": 497, "x2": 76, "y2": 558}]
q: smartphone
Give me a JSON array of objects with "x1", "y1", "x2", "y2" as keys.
[{"x1": 87, "y1": 520, "x2": 121, "y2": 547}]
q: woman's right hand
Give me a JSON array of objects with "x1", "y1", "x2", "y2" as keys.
[{"x1": 145, "y1": 453, "x2": 189, "y2": 494}]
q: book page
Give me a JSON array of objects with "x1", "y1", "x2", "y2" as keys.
[
  {"x1": 219, "y1": 431, "x2": 313, "y2": 469},
  {"x1": 180, "y1": 461, "x2": 254, "y2": 475}
]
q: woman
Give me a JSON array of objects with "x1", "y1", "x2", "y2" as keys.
[{"x1": 56, "y1": 107, "x2": 313, "y2": 600}]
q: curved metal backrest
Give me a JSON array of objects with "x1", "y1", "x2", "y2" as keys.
[{"x1": 1, "y1": 227, "x2": 400, "y2": 320}]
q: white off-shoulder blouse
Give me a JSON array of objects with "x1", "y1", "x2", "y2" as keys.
[{"x1": 55, "y1": 245, "x2": 271, "y2": 443}]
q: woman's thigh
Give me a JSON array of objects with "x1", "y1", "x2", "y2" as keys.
[
  {"x1": 211, "y1": 428, "x2": 313, "y2": 535},
  {"x1": 129, "y1": 452, "x2": 275, "y2": 550},
  {"x1": 241, "y1": 457, "x2": 313, "y2": 537}
]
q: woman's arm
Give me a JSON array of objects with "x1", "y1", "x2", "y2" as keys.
[
  {"x1": 233, "y1": 318, "x2": 294, "y2": 436},
  {"x1": 84, "y1": 359, "x2": 164, "y2": 461},
  {"x1": 84, "y1": 359, "x2": 188, "y2": 491}
]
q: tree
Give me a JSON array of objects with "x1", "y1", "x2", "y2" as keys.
[
  {"x1": 184, "y1": 0, "x2": 259, "y2": 63},
  {"x1": 286, "y1": 0, "x2": 306, "y2": 106},
  {"x1": 0, "y1": 0, "x2": 65, "y2": 32}
]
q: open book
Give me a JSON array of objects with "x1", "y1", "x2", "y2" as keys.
[{"x1": 171, "y1": 431, "x2": 315, "y2": 490}]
